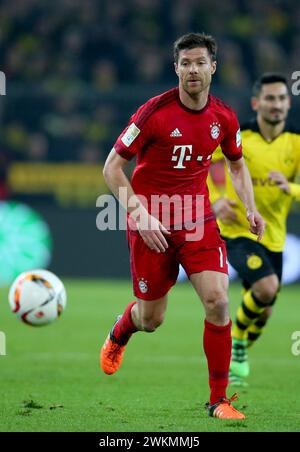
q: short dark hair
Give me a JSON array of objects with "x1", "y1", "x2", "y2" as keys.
[
  {"x1": 174, "y1": 32, "x2": 217, "y2": 63},
  {"x1": 253, "y1": 73, "x2": 289, "y2": 97}
]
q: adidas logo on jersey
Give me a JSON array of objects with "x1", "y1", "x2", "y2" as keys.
[{"x1": 170, "y1": 128, "x2": 182, "y2": 137}]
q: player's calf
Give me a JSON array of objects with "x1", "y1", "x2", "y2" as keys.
[
  {"x1": 138, "y1": 315, "x2": 165, "y2": 332},
  {"x1": 131, "y1": 296, "x2": 168, "y2": 332}
]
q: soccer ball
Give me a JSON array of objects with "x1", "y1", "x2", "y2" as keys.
[{"x1": 8, "y1": 269, "x2": 67, "y2": 326}]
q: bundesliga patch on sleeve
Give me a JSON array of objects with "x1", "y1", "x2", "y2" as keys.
[
  {"x1": 236, "y1": 128, "x2": 242, "y2": 147},
  {"x1": 121, "y1": 123, "x2": 141, "y2": 148}
]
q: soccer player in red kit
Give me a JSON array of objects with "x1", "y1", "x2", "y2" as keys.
[{"x1": 100, "y1": 33, "x2": 265, "y2": 420}]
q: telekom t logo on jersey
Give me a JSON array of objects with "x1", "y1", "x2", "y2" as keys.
[
  {"x1": 172, "y1": 145, "x2": 192, "y2": 169},
  {"x1": 172, "y1": 145, "x2": 211, "y2": 169}
]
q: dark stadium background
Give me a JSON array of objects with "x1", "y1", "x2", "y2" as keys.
[{"x1": 0, "y1": 0, "x2": 300, "y2": 284}]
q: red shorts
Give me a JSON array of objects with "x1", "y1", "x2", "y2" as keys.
[{"x1": 127, "y1": 220, "x2": 228, "y2": 301}]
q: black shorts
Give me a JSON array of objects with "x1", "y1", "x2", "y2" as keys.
[{"x1": 224, "y1": 237, "x2": 283, "y2": 290}]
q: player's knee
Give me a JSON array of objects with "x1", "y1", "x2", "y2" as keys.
[
  {"x1": 204, "y1": 291, "x2": 228, "y2": 313},
  {"x1": 253, "y1": 275, "x2": 279, "y2": 303}
]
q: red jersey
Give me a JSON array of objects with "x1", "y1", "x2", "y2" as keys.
[{"x1": 114, "y1": 87, "x2": 242, "y2": 228}]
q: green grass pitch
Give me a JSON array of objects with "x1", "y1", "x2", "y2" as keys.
[{"x1": 0, "y1": 280, "x2": 300, "y2": 432}]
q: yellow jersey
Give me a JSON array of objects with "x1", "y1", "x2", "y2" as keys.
[{"x1": 208, "y1": 120, "x2": 300, "y2": 252}]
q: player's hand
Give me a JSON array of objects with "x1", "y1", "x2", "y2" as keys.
[
  {"x1": 136, "y1": 211, "x2": 171, "y2": 253},
  {"x1": 212, "y1": 198, "x2": 238, "y2": 223},
  {"x1": 269, "y1": 171, "x2": 291, "y2": 194},
  {"x1": 246, "y1": 209, "x2": 265, "y2": 242}
]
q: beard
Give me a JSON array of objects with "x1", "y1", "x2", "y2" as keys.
[
  {"x1": 183, "y1": 78, "x2": 210, "y2": 97},
  {"x1": 262, "y1": 114, "x2": 286, "y2": 126}
]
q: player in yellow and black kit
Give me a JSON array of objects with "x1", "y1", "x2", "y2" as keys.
[{"x1": 208, "y1": 73, "x2": 300, "y2": 385}]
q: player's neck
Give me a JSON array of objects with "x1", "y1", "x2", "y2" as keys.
[
  {"x1": 257, "y1": 116, "x2": 286, "y2": 142},
  {"x1": 179, "y1": 86, "x2": 209, "y2": 111}
]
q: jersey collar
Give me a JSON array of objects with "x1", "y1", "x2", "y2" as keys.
[{"x1": 175, "y1": 87, "x2": 211, "y2": 115}]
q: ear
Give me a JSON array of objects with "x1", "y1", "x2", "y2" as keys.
[
  {"x1": 251, "y1": 96, "x2": 258, "y2": 112},
  {"x1": 211, "y1": 61, "x2": 217, "y2": 75},
  {"x1": 174, "y1": 62, "x2": 179, "y2": 77}
]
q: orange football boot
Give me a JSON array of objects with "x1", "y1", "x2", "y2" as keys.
[
  {"x1": 208, "y1": 393, "x2": 246, "y2": 420},
  {"x1": 100, "y1": 316, "x2": 126, "y2": 375}
]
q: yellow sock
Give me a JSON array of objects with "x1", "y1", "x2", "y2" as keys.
[
  {"x1": 247, "y1": 316, "x2": 268, "y2": 347},
  {"x1": 232, "y1": 290, "x2": 266, "y2": 340}
]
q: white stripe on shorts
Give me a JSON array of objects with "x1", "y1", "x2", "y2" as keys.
[{"x1": 219, "y1": 247, "x2": 224, "y2": 268}]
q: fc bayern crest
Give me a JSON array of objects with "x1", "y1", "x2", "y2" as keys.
[
  {"x1": 210, "y1": 122, "x2": 221, "y2": 140},
  {"x1": 138, "y1": 278, "x2": 148, "y2": 294}
]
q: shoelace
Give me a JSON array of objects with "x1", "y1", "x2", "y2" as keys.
[
  {"x1": 205, "y1": 392, "x2": 239, "y2": 411},
  {"x1": 107, "y1": 343, "x2": 123, "y2": 363},
  {"x1": 217, "y1": 393, "x2": 244, "y2": 417},
  {"x1": 220, "y1": 392, "x2": 239, "y2": 405}
]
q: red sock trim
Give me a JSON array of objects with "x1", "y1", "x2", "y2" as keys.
[
  {"x1": 112, "y1": 301, "x2": 138, "y2": 345},
  {"x1": 204, "y1": 319, "x2": 232, "y2": 332}
]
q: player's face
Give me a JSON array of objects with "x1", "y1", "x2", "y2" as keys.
[
  {"x1": 252, "y1": 83, "x2": 291, "y2": 125},
  {"x1": 175, "y1": 47, "x2": 216, "y2": 96}
]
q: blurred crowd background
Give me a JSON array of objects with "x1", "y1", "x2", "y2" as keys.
[
  {"x1": 0, "y1": 0, "x2": 300, "y2": 282},
  {"x1": 0, "y1": 0, "x2": 300, "y2": 170}
]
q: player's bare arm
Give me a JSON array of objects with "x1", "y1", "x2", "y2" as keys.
[
  {"x1": 225, "y1": 156, "x2": 265, "y2": 241},
  {"x1": 269, "y1": 171, "x2": 291, "y2": 194},
  {"x1": 212, "y1": 198, "x2": 238, "y2": 224},
  {"x1": 208, "y1": 170, "x2": 238, "y2": 223},
  {"x1": 103, "y1": 148, "x2": 170, "y2": 253}
]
